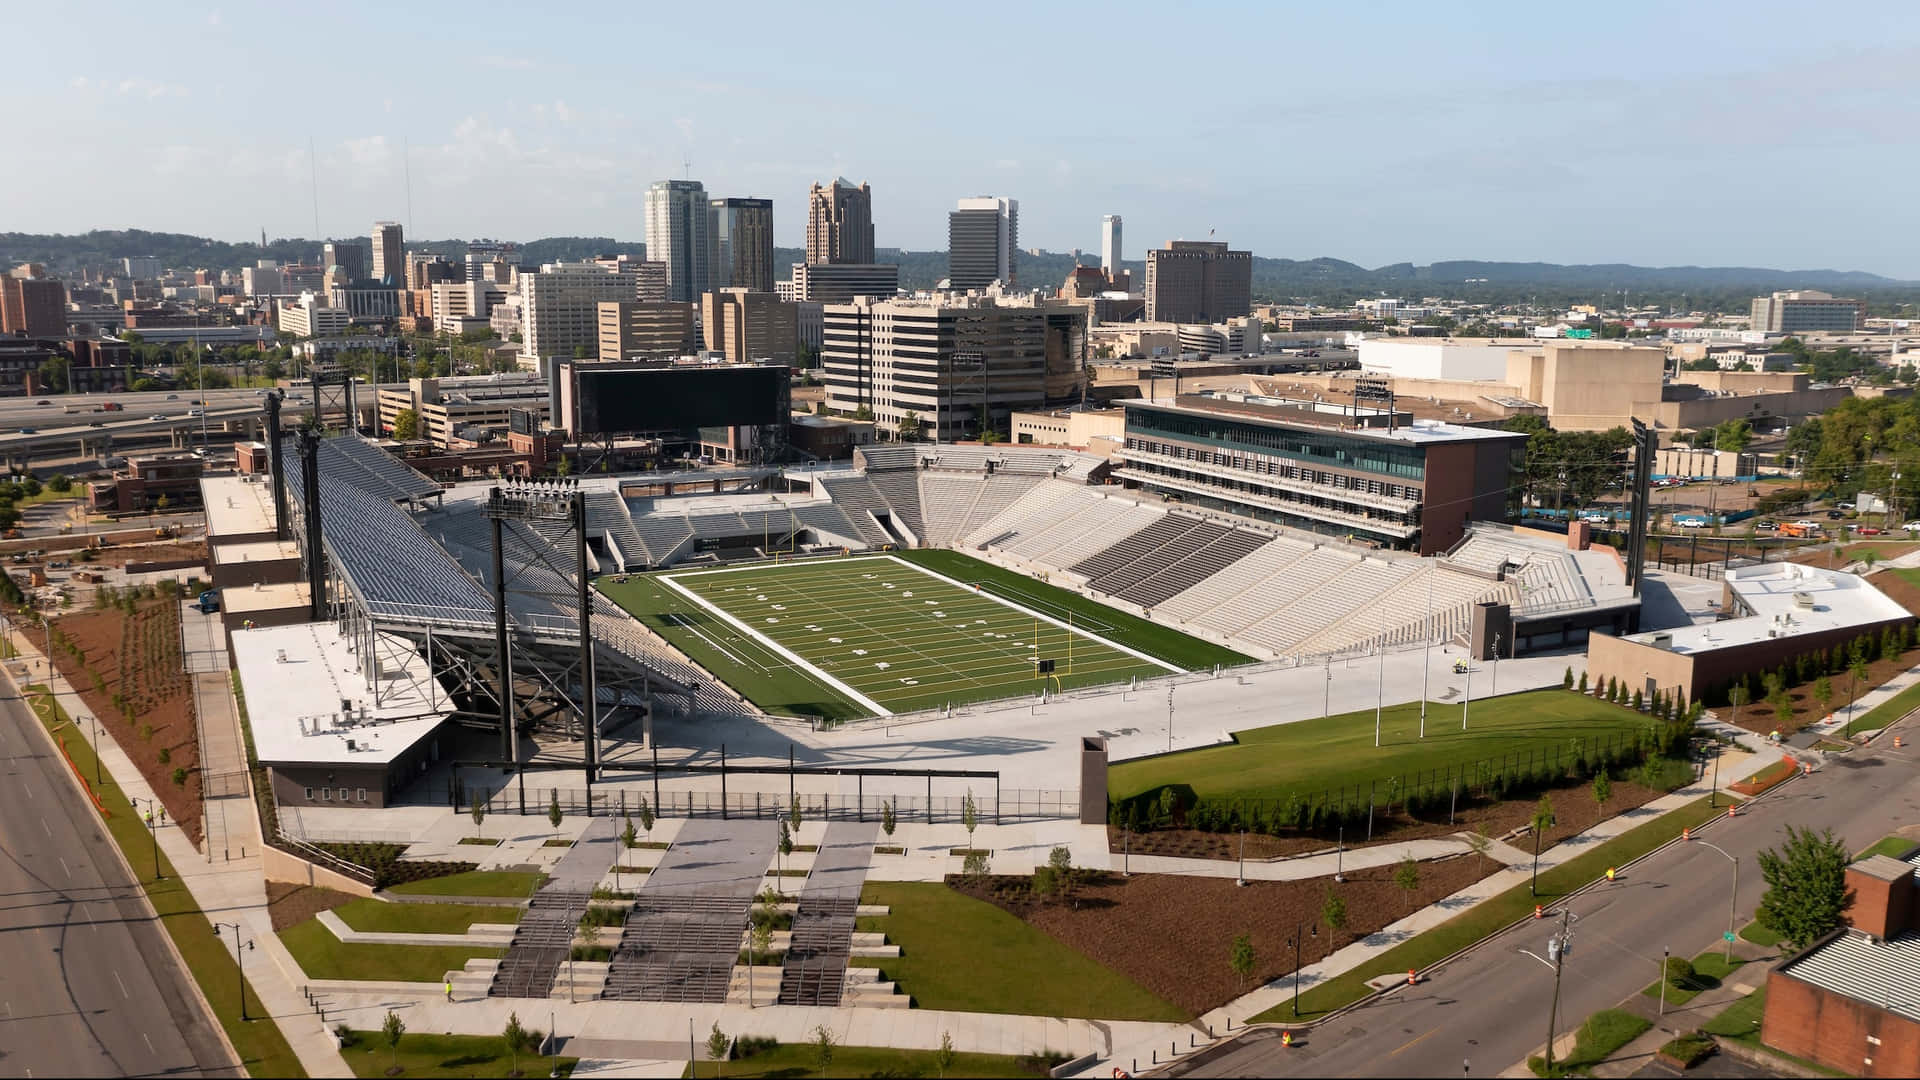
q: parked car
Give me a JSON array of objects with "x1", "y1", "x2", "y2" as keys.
[
  {"x1": 1905, "y1": 521, "x2": 1920, "y2": 531},
  {"x1": 1827, "y1": 510, "x2": 1847, "y2": 520},
  {"x1": 1856, "y1": 526, "x2": 1883, "y2": 536},
  {"x1": 1677, "y1": 517, "x2": 1708, "y2": 529},
  {"x1": 1838, "y1": 502, "x2": 1856, "y2": 510},
  {"x1": 1756, "y1": 520, "x2": 1779, "y2": 531}
]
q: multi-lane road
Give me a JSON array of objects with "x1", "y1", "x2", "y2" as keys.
[
  {"x1": 1176, "y1": 732, "x2": 1920, "y2": 1078},
  {"x1": 0, "y1": 678, "x2": 237, "y2": 1077}
]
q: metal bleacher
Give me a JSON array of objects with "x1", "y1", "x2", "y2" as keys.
[{"x1": 1114, "y1": 525, "x2": 1271, "y2": 609}]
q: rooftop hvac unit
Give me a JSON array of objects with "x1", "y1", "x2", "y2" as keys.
[
  {"x1": 274, "y1": 648, "x2": 287, "y2": 663},
  {"x1": 345, "y1": 738, "x2": 356, "y2": 752},
  {"x1": 1793, "y1": 591, "x2": 1815, "y2": 609},
  {"x1": 1651, "y1": 632, "x2": 1673, "y2": 650}
]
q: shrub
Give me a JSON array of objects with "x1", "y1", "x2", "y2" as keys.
[
  {"x1": 171, "y1": 767, "x2": 188, "y2": 786},
  {"x1": 1659, "y1": 1034, "x2": 1715, "y2": 1068},
  {"x1": 157, "y1": 747, "x2": 171, "y2": 764},
  {"x1": 1664, "y1": 955, "x2": 1695, "y2": 988}
]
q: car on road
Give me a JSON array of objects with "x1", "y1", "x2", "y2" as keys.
[
  {"x1": 17, "y1": 427, "x2": 35, "y2": 434},
  {"x1": 1793, "y1": 519, "x2": 1820, "y2": 528},
  {"x1": 1756, "y1": 520, "x2": 1779, "y2": 531},
  {"x1": 148, "y1": 413, "x2": 168, "y2": 420},
  {"x1": 187, "y1": 408, "x2": 203, "y2": 417},
  {"x1": 1827, "y1": 509, "x2": 1847, "y2": 519},
  {"x1": 165, "y1": 394, "x2": 178, "y2": 400},
  {"x1": 1676, "y1": 516, "x2": 1708, "y2": 528},
  {"x1": 1838, "y1": 501, "x2": 1856, "y2": 510},
  {"x1": 1906, "y1": 521, "x2": 1920, "y2": 532},
  {"x1": 87, "y1": 421, "x2": 103, "y2": 428},
  {"x1": 34, "y1": 399, "x2": 51, "y2": 406},
  {"x1": 1856, "y1": 526, "x2": 1883, "y2": 535}
]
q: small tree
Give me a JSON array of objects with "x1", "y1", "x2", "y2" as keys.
[
  {"x1": 1048, "y1": 845, "x2": 1076, "y2": 907},
  {"x1": 638, "y1": 796, "x2": 655, "y2": 844},
  {"x1": 936, "y1": 1032, "x2": 956, "y2": 1078},
  {"x1": 777, "y1": 818, "x2": 793, "y2": 875},
  {"x1": 706, "y1": 1022, "x2": 730, "y2": 1079},
  {"x1": 1578, "y1": 670, "x2": 1588, "y2": 694},
  {"x1": 881, "y1": 798, "x2": 896, "y2": 839},
  {"x1": 961, "y1": 790, "x2": 978, "y2": 850},
  {"x1": 471, "y1": 791, "x2": 487, "y2": 840},
  {"x1": 1730, "y1": 684, "x2": 1751, "y2": 725},
  {"x1": 811, "y1": 1025, "x2": 836, "y2": 1078},
  {"x1": 549, "y1": 789, "x2": 563, "y2": 834},
  {"x1": 1467, "y1": 827, "x2": 1492, "y2": 873},
  {"x1": 1531, "y1": 794, "x2": 1557, "y2": 838},
  {"x1": 1394, "y1": 853, "x2": 1421, "y2": 913},
  {"x1": 1862, "y1": 549, "x2": 1880, "y2": 572},
  {"x1": 1229, "y1": 931, "x2": 1256, "y2": 991},
  {"x1": 503, "y1": 1011, "x2": 533, "y2": 1078},
  {"x1": 619, "y1": 814, "x2": 637, "y2": 887},
  {"x1": 1632, "y1": 688, "x2": 1644, "y2": 712},
  {"x1": 897, "y1": 411, "x2": 923, "y2": 442},
  {"x1": 1563, "y1": 666, "x2": 1574, "y2": 690},
  {"x1": 1592, "y1": 769, "x2": 1612, "y2": 809},
  {"x1": 1812, "y1": 675, "x2": 1834, "y2": 717},
  {"x1": 789, "y1": 795, "x2": 804, "y2": 839},
  {"x1": 1320, "y1": 886, "x2": 1348, "y2": 949},
  {"x1": 381, "y1": 1010, "x2": 406, "y2": 1075},
  {"x1": 1756, "y1": 826, "x2": 1853, "y2": 950}
]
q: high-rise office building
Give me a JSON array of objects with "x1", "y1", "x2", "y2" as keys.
[
  {"x1": 597, "y1": 300, "x2": 697, "y2": 361},
  {"x1": 806, "y1": 178, "x2": 875, "y2": 265},
  {"x1": 822, "y1": 295, "x2": 1051, "y2": 441},
  {"x1": 371, "y1": 222, "x2": 404, "y2": 284},
  {"x1": 1101, "y1": 215, "x2": 1122, "y2": 274},
  {"x1": 709, "y1": 198, "x2": 776, "y2": 293},
  {"x1": 122, "y1": 256, "x2": 163, "y2": 279},
  {"x1": 323, "y1": 241, "x2": 366, "y2": 282},
  {"x1": 790, "y1": 262, "x2": 900, "y2": 304},
  {"x1": 1750, "y1": 290, "x2": 1865, "y2": 334},
  {"x1": 644, "y1": 180, "x2": 711, "y2": 303},
  {"x1": 948, "y1": 197, "x2": 1018, "y2": 290},
  {"x1": 1144, "y1": 240, "x2": 1252, "y2": 323},
  {"x1": 701, "y1": 289, "x2": 798, "y2": 365},
  {"x1": 517, "y1": 262, "x2": 640, "y2": 370}
]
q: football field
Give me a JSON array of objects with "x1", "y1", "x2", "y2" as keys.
[{"x1": 648, "y1": 554, "x2": 1180, "y2": 717}]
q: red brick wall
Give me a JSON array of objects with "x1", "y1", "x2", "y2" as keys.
[
  {"x1": 1764, "y1": 969, "x2": 1920, "y2": 1077},
  {"x1": 1847, "y1": 864, "x2": 1917, "y2": 939}
]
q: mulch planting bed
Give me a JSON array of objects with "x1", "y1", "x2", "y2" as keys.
[
  {"x1": 1111, "y1": 778, "x2": 1667, "y2": 861},
  {"x1": 267, "y1": 882, "x2": 359, "y2": 932},
  {"x1": 950, "y1": 857, "x2": 1491, "y2": 1016},
  {"x1": 1718, "y1": 642, "x2": 1920, "y2": 735},
  {"x1": 50, "y1": 598, "x2": 202, "y2": 842}
]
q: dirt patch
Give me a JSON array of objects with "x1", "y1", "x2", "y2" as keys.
[
  {"x1": 950, "y1": 857, "x2": 1493, "y2": 1016},
  {"x1": 1720, "y1": 643, "x2": 1920, "y2": 735},
  {"x1": 1112, "y1": 778, "x2": 1668, "y2": 862},
  {"x1": 267, "y1": 882, "x2": 359, "y2": 932},
  {"x1": 48, "y1": 598, "x2": 202, "y2": 842}
]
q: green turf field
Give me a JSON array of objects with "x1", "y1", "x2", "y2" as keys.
[
  {"x1": 1109, "y1": 688, "x2": 1656, "y2": 804},
  {"x1": 604, "y1": 553, "x2": 1191, "y2": 718}
]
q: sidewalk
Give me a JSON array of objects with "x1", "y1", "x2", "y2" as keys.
[
  {"x1": 1075, "y1": 744, "x2": 1787, "y2": 1078},
  {"x1": 5, "y1": 627, "x2": 354, "y2": 1078},
  {"x1": 1584, "y1": 935, "x2": 1778, "y2": 1079}
]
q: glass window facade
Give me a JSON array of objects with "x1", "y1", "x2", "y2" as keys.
[{"x1": 1126, "y1": 404, "x2": 1427, "y2": 481}]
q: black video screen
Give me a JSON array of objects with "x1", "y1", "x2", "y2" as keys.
[{"x1": 576, "y1": 367, "x2": 785, "y2": 435}]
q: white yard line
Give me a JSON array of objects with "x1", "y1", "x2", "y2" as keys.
[{"x1": 657, "y1": 572, "x2": 893, "y2": 717}]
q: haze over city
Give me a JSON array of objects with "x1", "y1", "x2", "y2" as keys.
[{"x1": 9, "y1": 0, "x2": 1920, "y2": 275}]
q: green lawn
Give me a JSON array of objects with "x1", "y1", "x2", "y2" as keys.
[
  {"x1": 1641, "y1": 950, "x2": 1748, "y2": 1007},
  {"x1": 688, "y1": 1043, "x2": 1062, "y2": 1079},
  {"x1": 855, "y1": 882, "x2": 1185, "y2": 1021},
  {"x1": 1856, "y1": 834, "x2": 1917, "y2": 860},
  {"x1": 1739, "y1": 920, "x2": 1784, "y2": 947},
  {"x1": 332, "y1": 899, "x2": 520, "y2": 934},
  {"x1": 387, "y1": 870, "x2": 546, "y2": 897},
  {"x1": 280, "y1": 919, "x2": 503, "y2": 983},
  {"x1": 1529, "y1": 1009, "x2": 1650, "y2": 1077},
  {"x1": 1252, "y1": 794, "x2": 1737, "y2": 1022},
  {"x1": 606, "y1": 553, "x2": 1218, "y2": 719},
  {"x1": 23, "y1": 687, "x2": 306, "y2": 1078},
  {"x1": 1701, "y1": 985, "x2": 1767, "y2": 1042},
  {"x1": 342, "y1": 1031, "x2": 574, "y2": 1078},
  {"x1": 1111, "y1": 689, "x2": 1653, "y2": 805}
]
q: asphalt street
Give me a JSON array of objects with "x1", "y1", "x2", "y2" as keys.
[
  {"x1": 0, "y1": 681, "x2": 237, "y2": 1077},
  {"x1": 1174, "y1": 734, "x2": 1920, "y2": 1078}
]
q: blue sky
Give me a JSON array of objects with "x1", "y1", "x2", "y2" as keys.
[{"x1": 10, "y1": 1, "x2": 1920, "y2": 276}]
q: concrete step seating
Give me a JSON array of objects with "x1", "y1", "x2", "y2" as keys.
[{"x1": 1118, "y1": 526, "x2": 1272, "y2": 610}]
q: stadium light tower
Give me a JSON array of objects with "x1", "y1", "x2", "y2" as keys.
[{"x1": 487, "y1": 478, "x2": 599, "y2": 813}]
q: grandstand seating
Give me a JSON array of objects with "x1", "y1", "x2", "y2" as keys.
[
  {"x1": 864, "y1": 470, "x2": 926, "y2": 541},
  {"x1": 1446, "y1": 532, "x2": 1590, "y2": 614},
  {"x1": 1116, "y1": 525, "x2": 1271, "y2": 609},
  {"x1": 630, "y1": 512, "x2": 696, "y2": 566},
  {"x1": 958, "y1": 480, "x2": 1090, "y2": 550},
  {"x1": 1006, "y1": 495, "x2": 1166, "y2": 567},
  {"x1": 1153, "y1": 537, "x2": 1318, "y2": 622}
]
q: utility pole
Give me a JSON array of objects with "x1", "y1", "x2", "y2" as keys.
[
  {"x1": 1420, "y1": 569, "x2": 1434, "y2": 736},
  {"x1": 1518, "y1": 911, "x2": 1575, "y2": 1076}
]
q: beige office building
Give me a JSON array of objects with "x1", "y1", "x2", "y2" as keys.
[
  {"x1": 807, "y1": 178, "x2": 875, "y2": 265},
  {"x1": 517, "y1": 261, "x2": 640, "y2": 370},
  {"x1": 701, "y1": 289, "x2": 798, "y2": 365},
  {"x1": 597, "y1": 300, "x2": 697, "y2": 361},
  {"x1": 371, "y1": 222, "x2": 404, "y2": 283}
]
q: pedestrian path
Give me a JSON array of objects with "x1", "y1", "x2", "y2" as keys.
[{"x1": 1072, "y1": 745, "x2": 1785, "y2": 1078}]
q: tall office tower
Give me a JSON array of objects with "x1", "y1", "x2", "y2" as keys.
[
  {"x1": 806, "y1": 178, "x2": 875, "y2": 265},
  {"x1": 371, "y1": 221, "x2": 404, "y2": 284},
  {"x1": 323, "y1": 242, "x2": 366, "y2": 283},
  {"x1": 947, "y1": 197, "x2": 1018, "y2": 290},
  {"x1": 517, "y1": 261, "x2": 640, "y2": 370},
  {"x1": 1144, "y1": 240, "x2": 1253, "y2": 323},
  {"x1": 1749, "y1": 289, "x2": 1866, "y2": 334},
  {"x1": 1101, "y1": 215, "x2": 1122, "y2": 274},
  {"x1": 0, "y1": 268, "x2": 66, "y2": 337},
  {"x1": 633, "y1": 261, "x2": 669, "y2": 303},
  {"x1": 701, "y1": 289, "x2": 798, "y2": 364},
  {"x1": 597, "y1": 300, "x2": 698, "y2": 360},
  {"x1": 644, "y1": 179, "x2": 711, "y2": 303},
  {"x1": 709, "y1": 197, "x2": 776, "y2": 293},
  {"x1": 822, "y1": 295, "x2": 1051, "y2": 441}
]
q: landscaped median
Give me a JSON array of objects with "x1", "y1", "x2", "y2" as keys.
[
  {"x1": 340, "y1": 1029, "x2": 576, "y2": 1079},
  {"x1": 22, "y1": 685, "x2": 305, "y2": 1077},
  {"x1": 386, "y1": 869, "x2": 547, "y2": 898},
  {"x1": 686, "y1": 1037, "x2": 1068, "y2": 1079},
  {"x1": 1251, "y1": 793, "x2": 1741, "y2": 1022}
]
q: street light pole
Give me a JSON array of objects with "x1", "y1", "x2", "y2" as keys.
[
  {"x1": 1492, "y1": 633, "x2": 1502, "y2": 696},
  {"x1": 1517, "y1": 910, "x2": 1575, "y2": 1076},
  {"x1": 1693, "y1": 840, "x2": 1741, "y2": 963},
  {"x1": 142, "y1": 798, "x2": 164, "y2": 880},
  {"x1": 213, "y1": 922, "x2": 255, "y2": 1020},
  {"x1": 1167, "y1": 685, "x2": 1174, "y2": 753},
  {"x1": 1462, "y1": 663, "x2": 1473, "y2": 731},
  {"x1": 1421, "y1": 570, "x2": 1434, "y2": 735},
  {"x1": 1323, "y1": 657, "x2": 1332, "y2": 719}
]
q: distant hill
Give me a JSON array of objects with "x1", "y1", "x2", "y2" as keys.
[{"x1": 4, "y1": 228, "x2": 1914, "y2": 312}]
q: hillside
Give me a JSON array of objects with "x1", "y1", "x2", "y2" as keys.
[{"x1": 4, "y1": 228, "x2": 1914, "y2": 312}]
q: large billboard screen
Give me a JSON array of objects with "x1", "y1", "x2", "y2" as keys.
[{"x1": 573, "y1": 365, "x2": 788, "y2": 436}]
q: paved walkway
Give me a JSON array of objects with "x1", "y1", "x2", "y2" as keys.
[{"x1": 4, "y1": 627, "x2": 353, "y2": 1077}]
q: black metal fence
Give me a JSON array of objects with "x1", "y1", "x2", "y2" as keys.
[{"x1": 459, "y1": 782, "x2": 1080, "y2": 825}]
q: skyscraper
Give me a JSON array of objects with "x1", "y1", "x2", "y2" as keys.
[
  {"x1": 947, "y1": 197, "x2": 1018, "y2": 290},
  {"x1": 518, "y1": 262, "x2": 641, "y2": 370},
  {"x1": 644, "y1": 179, "x2": 711, "y2": 303},
  {"x1": 1144, "y1": 240, "x2": 1252, "y2": 323},
  {"x1": 806, "y1": 178, "x2": 874, "y2": 265},
  {"x1": 323, "y1": 241, "x2": 366, "y2": 282},
  {"x1": 709, "y1": 197, "x2": 776, "y2": 293},
  {"x1": 371, "y1": 222, "x2": 404, "y2": 284},
  {"x1": 1101, "y1": 215, "x2": 1122, "y2": 274}
]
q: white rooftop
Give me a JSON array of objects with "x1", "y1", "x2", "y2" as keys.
[
  {"x1": 201, "y1": 475, "x2": 277, "y2": 539},
  {"x1": 224, "y1": 580, "x2": 310, "y2": 615},
  {"x1": 1623, "y1": 562, "x2": 1908, "y2": 654},
  {"x1": 233, "y1": 622, "x2": 451, "y2": 767},
  {"x1": 213, "y1": 539, "x2": 300, "y2": 566}
]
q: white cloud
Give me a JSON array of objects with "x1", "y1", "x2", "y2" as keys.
[
  {"x1": 478, "y1": 55, "x2": 533, "y2": 70},
  {"x1": 343, "y1": 135, "x2": 393, "y2": 169},
  {"x1": 70, "y1": 76, "x2": 87, "y2": 88},
  {"x1": 207, "y1": 10, "x2": 222, "y2": 25}
]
